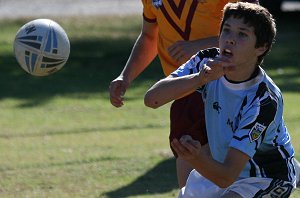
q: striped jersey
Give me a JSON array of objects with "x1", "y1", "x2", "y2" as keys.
[{"x1": 171, "y1": 48, "x2": 295, "y2": 182}]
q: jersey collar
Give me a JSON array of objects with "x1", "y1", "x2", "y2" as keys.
[{"x1": 220, "y1": 67, "x2": 264, "y2": 90}]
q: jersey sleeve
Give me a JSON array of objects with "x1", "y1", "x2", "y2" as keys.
[
  {"x1": 142, "y1": 0, "x2": 157, "y2": 23},
  {"x1": 171, "y1": 48, "x2": 220, "y2": 77},
  {"x1": 171, "y1": 54, "x2": 203, "y2": 77}
]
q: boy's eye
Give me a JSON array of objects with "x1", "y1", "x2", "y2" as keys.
[
  {"x1": 239, "y1": 32, "x2": 248, "y2": 37},
  {"x1": 222, "y1": 28, "x2": 230, "y2": 33}
]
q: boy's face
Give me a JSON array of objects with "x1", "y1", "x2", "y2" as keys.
[{"x1": 219, "y1": 16, "x2": 266, "y2": 70}]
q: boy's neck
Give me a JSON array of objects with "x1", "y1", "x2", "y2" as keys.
[{"x1": 225, "y1": 67, "x2": 260, "y2": 84}]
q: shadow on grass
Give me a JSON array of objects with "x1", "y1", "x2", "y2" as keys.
[
  {"x1": 0, "y1": 125, "x2": 166, "y2": 138},
  {"x1": 102, "y1": 158, "x2": 177, "y2": 198},
  {"x1": 0, "y1": 37, "x2": 164, "y2": 106}
]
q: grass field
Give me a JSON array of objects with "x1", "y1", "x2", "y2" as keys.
[{"x1": 0, "y1": 12, "x2": 299, "y2": 198}]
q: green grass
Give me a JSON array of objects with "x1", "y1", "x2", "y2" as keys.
[{"x1": 0, "y1": 13, "x2": 299, "y2": 197}]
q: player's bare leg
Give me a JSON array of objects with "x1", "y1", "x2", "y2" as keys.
[{"x1": 177, "y1": 157, "x2": 193, "y2": 188}]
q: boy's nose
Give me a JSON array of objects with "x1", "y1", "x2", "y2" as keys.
[{"x1": 226, "y1": 38, "x2": 235, "y2": 45}]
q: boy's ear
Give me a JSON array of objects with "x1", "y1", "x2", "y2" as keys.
[{"x1": 256, "y1": 43, "x2": 268, "y2": 57}]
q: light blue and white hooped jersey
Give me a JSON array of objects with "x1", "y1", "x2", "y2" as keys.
[{"x1": 171, "y1": 48, "x2": 295, "y2": 182}]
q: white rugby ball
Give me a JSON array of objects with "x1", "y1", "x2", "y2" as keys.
[{"x1": 14, "y1": 19, "x2": 70, "y2": 76}]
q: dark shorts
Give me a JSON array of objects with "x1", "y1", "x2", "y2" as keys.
[{"x1": 169, "y1": 91, "x2": 207, "y2": 157}]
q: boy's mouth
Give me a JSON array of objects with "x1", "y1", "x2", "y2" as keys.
[{"x1": 222, "y1": 48, "x2": 233, "y2": 58}]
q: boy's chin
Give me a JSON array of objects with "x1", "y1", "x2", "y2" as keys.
[{"x1": 223, "y1": 66, "x2": 236, "y2": 72}]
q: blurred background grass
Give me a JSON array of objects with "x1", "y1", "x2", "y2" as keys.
[{"x1": 0, "y1": 11, "x2": 299, "y2": 198}]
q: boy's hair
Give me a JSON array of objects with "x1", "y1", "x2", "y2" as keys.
[{"x1": 220, "y1": 2, "x2": 276, "y2": 65}]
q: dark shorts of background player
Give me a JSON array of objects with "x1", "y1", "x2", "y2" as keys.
[{"x1": 169, "y1": 91, "x2": 208, "y2": 157}]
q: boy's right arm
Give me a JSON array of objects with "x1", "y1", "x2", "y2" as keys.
[
  {"x1": 144, "y1": 57, "x2": 231, "y2": 109},
  {"x1": 144, "y1": 72, "x2": 206, "y2": 109}
]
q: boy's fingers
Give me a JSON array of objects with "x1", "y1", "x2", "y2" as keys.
[
  {"x1": 171, "y1": 139, "x2": 183, "y2": 155},
  {"x1": 207, "y1": 58, "x2": 235, "y2": 69},
  {"x1": 172, "y1": 139, "x2": 190, "y2": 155}
]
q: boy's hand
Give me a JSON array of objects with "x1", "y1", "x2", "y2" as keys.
[
  {"x1": 171, "y1": 136, "x2": 202, "y2": 162},
  {"x1": 201, "y1": 57, "x2": 234, "y2": 83},
  {"x1": 180, "y1": 135, "x2": 201, "y2": 148},
  {"x1": 109, "y1": 76, "x2": 129, "y2": 107}
]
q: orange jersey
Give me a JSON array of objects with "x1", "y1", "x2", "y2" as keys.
[{"x1": 142, "y1": 0, "x2": 239, "y2": 76}]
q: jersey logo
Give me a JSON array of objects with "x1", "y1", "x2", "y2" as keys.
[
  {"x1": 255, "y1": 179, "x2": 294, "y2": 197},
  {"x1": 160, "y1": 0, "x2": 198, "y2": 40},
  {"x1": 152, "y1": 0, "x2": 162, "y2": 8},
  {"x1": 227, "y1": 119, "x2": 234, "y2": 132},
  {"x1": 249, "y1": 122, "x2": 266, "y2": 142},
  {"x1": 213, "y1": 102, "x2": 221, "y2": 114}
]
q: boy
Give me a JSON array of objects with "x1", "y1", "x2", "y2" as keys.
[{"x1": 144, "y1": 2, "x2": 296, "y2": 197}]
